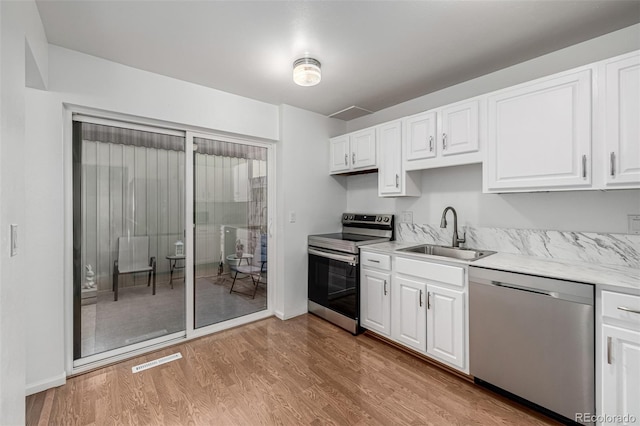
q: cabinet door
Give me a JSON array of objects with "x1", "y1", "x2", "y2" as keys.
[
  {"x1": 329, "y1": 135, "x2": 350, "y2": 173},
  {"x1": 405, "y1": 111, "x2": 437, "y2": 161},
  {"x1": 393, "y1": 276, "x2": 427, "y2": 352},
  {"x1": 426, "y1": 285, "x2": 465, "y2": 369},
  {"x1": 360, "y1": 269, "x2": 391, "y2": 336},
  {"x1": 440, "y1": 100, "x2": 479, "y2": 156},
  {"x1": 378, "y1": 121, "x2": 403, "y2": 195},
  {"x1": 602, "y1": 325, "x2": 640, "y2": 424},
  {"x1": 350, "y1": 128, "x2": 376, "y2": 170},
  {"x1": 486, "y1": 69, "x2": 592, "y2": 191},
  {"x1": 605, "y1": 54, "x2": 640, "y2": 186}
]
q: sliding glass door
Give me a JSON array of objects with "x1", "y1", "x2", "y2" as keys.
[
  {"x1": 71, "y1": 116, "x2": 271, "y2": 365},
  {"x1": 193, "y1": 136, "x2": 268, "y2": 329},
  {"x1": 72, "y1": 118, "x2": 186, "y2": 361}
]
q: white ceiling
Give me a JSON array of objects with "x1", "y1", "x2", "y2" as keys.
[{"x1": 36, "y1": 1, "x2": 640, "y2": 119}]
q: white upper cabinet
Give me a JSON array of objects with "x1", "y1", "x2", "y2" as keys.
[
  {"x1": 351, "y1": 128, "x2": 377, "y2": 170},
  {"x1": 377, "y1": 120, "x2": 420, "y2": 197},
  {"x1": 405, "y1": 111, "x2": 437, "y2": 161},
  {"x1": 329, "y1": 128, "x2": 377, "y2": 174},
  {"x1": 404, "y1": 99, "x2": 482, "y2": 171},
  {"x1": 603, "y1": 52, "x2": 640, "y2": 187},
  {"x1": 329, "y1": 135, "x2": 350, "y2": 173},
  {"x1": 440, "y1": 100, "x2": 480, "y2": 156},
  {"x1": 485, "y1": 68, "x2": 593, "y2": 192}
]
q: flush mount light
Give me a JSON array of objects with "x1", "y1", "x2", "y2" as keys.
[{"x1": 293, "y1": 57, "x2": 321, "y2": 86}]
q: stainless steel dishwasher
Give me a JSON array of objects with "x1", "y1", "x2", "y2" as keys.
[{"x1": 469, "y1": 266, "x2": 594, "y2": 424}]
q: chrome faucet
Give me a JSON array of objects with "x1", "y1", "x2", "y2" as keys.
[{"x1": 440, "y1": 206, "x2": 466, "y2": 248}]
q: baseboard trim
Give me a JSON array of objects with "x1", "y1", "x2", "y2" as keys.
[
  {"x1": 363, "y1": 331, "x2": 474, "y2": 383},
  {"x1": 26, "y1": 372, "x2": 67, "y2": 396},
  {"x1": 276, "y1": 307, "x2": 308, "y2": 321}
]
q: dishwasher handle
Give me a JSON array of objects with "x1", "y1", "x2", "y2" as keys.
[
  {"x1": 469, "y1": 267, "x2": 594, "y2": 306},
  {"x1": 488, "y1": 280, "x2": 559, "y2": 299}
]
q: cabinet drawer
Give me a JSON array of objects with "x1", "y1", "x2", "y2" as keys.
[
  {"x1": 603, "y1": 291, "x2": 640, "y2": 325},
  {"x1": 396, "y1": 257, "x2": 464, "y2": 287},
  {"x1": 361, "y1": 251, "x2": 391, "y2": 271}
]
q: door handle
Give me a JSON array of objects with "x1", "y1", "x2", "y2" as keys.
[
  {"x1": 419, "y1": 290, "x2": 423, "y2": 307},
  {"x1": 395, "y1": 174, "x2": 399, "y2": 188},
  {"x1": 427, "y1": 291, "x2": 431, "y2": 309},
  {"x1": 429, "y1": 136, "x2": 434, "y2": 152},
  {"x1": 582, "y1": 154, "x2": 587, "y2": 179},
  {"x1": 618, "y1": 306, "x2": 640, "y2": 315},
  {"x1": 442, "y1": 133, "x2": 447, "y2": 150},
  {"x1": 352, "y1": 152, "x2": 356, "y2": 165},
  {"x1": 344, "y1": 154, "x2": 348, "y2": 166},
  {"x1": 610, "y1": 152, "x2": 615, "y2": 177},
  {"x1": 607, "y1": 336, "x2": 612, "y2": 364},
  {"x1": 383, "y1": 280, "x2": 388, "y2": 296}
]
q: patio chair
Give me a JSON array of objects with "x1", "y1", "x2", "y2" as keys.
[{"x1": 112, "y1": 236, "x2": 156, "y2": 301}]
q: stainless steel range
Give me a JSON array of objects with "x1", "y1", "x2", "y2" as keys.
[{"x1": 308, "y1": 213, "x2": 394, "y2": 334}]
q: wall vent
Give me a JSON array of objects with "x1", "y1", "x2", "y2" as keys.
[
  {"x1": 132, "y1": 352, "x2": 182, "y2": 373},
  {"x1": 328, "y1": 105, "x2": 373, "y2": 121}
]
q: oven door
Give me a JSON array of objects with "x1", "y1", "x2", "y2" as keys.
[{"x1": 308, "y1": 247, "x2": 359, "y2": 320}]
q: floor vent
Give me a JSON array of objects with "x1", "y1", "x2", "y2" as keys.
[{"x1": 132, "y1": 352, "x2": 182, "y2": 373}]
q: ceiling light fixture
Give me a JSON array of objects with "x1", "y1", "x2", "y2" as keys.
[{"x1": 293, "y1": 57, "x2": 321, "y2": 86}]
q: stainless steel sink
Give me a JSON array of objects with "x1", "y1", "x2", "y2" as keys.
[{"x1": 398, "y1": 244, "x2": 495, "y2": 261}]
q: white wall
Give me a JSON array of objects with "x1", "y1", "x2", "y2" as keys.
[
  {"x1": 275, "y1": 105, "x2": 346, "y2": 319},
  {"x1": 49, "y1": 46, "x2": 279, "y2": 141},
  {"x1": 1, "y1": 1, "x2": 49, "y2": 423},
  {"x1": 347, "y1": 165, "x2": 640, "y2": 234},
  {"x1": 347, "y1": 24, "x2": 640, "y2": 133},
  {"x1": 345, "y1": 24, "x2": 640, "y2": 236},
  {"x1": 24, "y1": 45, "x2": 280, "y2": 395},
  {"x1": 24, "y1": 88, "x2": 66, "y2": 396}
]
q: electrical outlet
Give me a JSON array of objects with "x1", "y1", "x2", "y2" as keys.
[
  {"x1": 628, "y1": 214, "x2": 640, "y2": 234},
  {"x1": 289, "y1": 211, "x2": 296, "y2": 223},
  {"x1": 402, "y1": 211, "x2": 413, "y2": 224}
]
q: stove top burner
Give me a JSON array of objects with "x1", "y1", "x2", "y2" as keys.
[{"x1": 308, "y1": 213, "x2": 394, "y2": 254}]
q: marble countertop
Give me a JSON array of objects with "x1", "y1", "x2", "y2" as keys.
[{"x1": 362, "y1": 241, "x2": 640, "y2": 294}]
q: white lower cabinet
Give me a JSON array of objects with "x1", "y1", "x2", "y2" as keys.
[
  {"x1": 426, "y1": 284, "x2": 465, "y2": 369},
  {"x1": 392, "y1": 276, "x2": 427, "y2": 352},
  {"x1": 359, "y1": 251, "x2": 468, "y2": 373},
  {"x1": 601, "y1": 325, "x2": 640, "y2": 425},
  {"x1": 600, "y1": 290, "x2": 640, "y2": 425},
  {"x1": 360, "y1": 268, "x2": 391, "y2": 336}
]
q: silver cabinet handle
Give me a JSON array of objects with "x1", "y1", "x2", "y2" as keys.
[
  {"x1": 618, "y1": 306, "x2": 640, "y2": 315},
  {"x1": 610, "y1": 152, "x2": 616, "y2": 177},
  {"x1": 383, "y1": 280, "x2": 388, "y2": 296},
  {"x1": 442, "y1": 133, "x2": 447, "y2": 150},
  {"x1": 607, "y1": 336, "x2": 612, "y2": 364},
  {"x1": 352, "y1": 152, "x2": 356, "y2": 165},
  {"x1": 429, "y1": 136, "x2": 434, "y2": 152},
  {"x1": 395, "y1": 174, "x2": 399, "y2": 188},
  {"x1": 427, "y1": 291, "x2": 431, "y2": 309},
  {"x1": 344, "y1": 154, "x2": 348, "y2": 166},
  {"x1": 419, "y1": 289, "x2": 423, "y2": 307},
  {"x1": 582, "y1": 154, "x2": 587, "y2": 179},
  {"x1": 368, "y1": 259, "x2": 380, "y2": 263}
]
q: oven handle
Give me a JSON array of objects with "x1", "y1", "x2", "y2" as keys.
[{"x1": 308, "y1": 247, "x2": 358, "y2": 265}]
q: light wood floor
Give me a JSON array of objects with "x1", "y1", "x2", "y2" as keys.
[{"x1": 26, "y1": 314, "x2": 557, "y2": 425}]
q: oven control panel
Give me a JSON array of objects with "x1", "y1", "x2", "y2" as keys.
[{"x1": 342, "y1": 213, "x2": 393, "y2": 227}]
